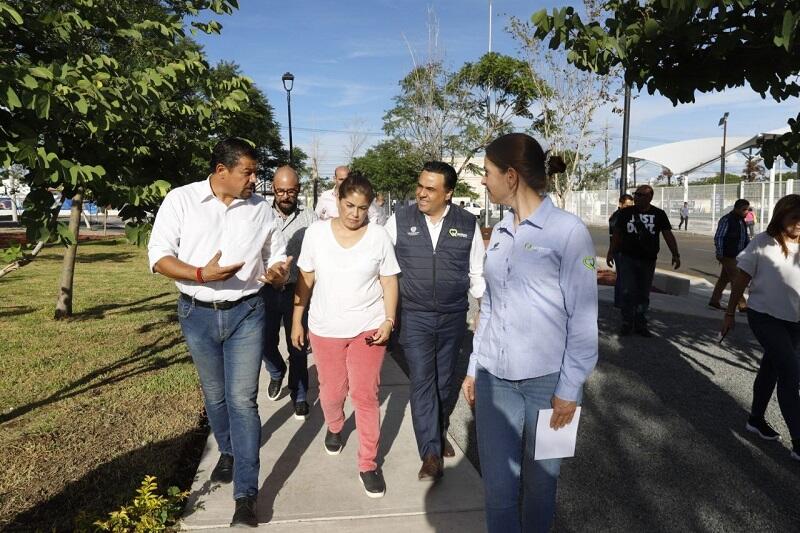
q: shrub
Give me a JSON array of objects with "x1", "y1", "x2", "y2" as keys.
[{"x1": 87, "y1": 476, "x2": 188, "y2": 532}]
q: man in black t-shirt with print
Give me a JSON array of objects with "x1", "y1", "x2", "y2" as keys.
[{"x1": 606, "y1": 185, "x2": 681, "y2": 337}]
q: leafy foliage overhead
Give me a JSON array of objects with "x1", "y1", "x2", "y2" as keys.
[{"x1": 531, "y1": 0, "x2": 800, "y2": 167}]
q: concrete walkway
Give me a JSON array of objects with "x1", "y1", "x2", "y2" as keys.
[{"x1": 180, "y1": 346, "x2": 485, "y2": 531}]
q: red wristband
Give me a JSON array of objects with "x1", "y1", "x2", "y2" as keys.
[{"x1": 195, "y1": 267, "x2": 205, "y2": 284}]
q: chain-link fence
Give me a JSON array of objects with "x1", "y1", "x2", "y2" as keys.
[{"x1": 564, "y1": 180, "x2": 796, "y2": 236}]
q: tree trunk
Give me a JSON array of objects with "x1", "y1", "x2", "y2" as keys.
[{"x1": 54, "y1": 190, "x2": 83, "y2": 319}]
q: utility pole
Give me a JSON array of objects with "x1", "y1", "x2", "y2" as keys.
[
  {"x1": 620, "y1": 83, "x2": 631, "y2": 194},
  {"x1": 719, "y1": 112, "x2": 729, "y2": 185},
  {"x1": 483, "y1": 0, "x2": 493, "y2": 228}
]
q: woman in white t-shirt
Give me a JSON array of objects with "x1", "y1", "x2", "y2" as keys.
[
  {"x1": 291, "y1": 172, "x2": 400, "y2": 498},
  {"x1": 722, "y1": 194, "x2": 800, "y2": 461}
]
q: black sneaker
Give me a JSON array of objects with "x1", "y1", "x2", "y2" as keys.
[
  {"x1": 635, "y1": 326, "x2": 654, "y2": 338},
  {"x1": 745, "y1": 417, "x2": 781, "y2": 441},
  {"x1": 294, "y1": 401, "x2": 309, "y2": 421},
  {"x1": 359, "y1": 469, "x2": 386, "y2": 498},
  {"x1": 230, "y1": 495, "x2": 258, "y2": 528},
  {"x1": 792, "y1": 439, "x2": 800, "y2": 461},
  {"x1": 210, "y1": 453, "x2": 234, "y2": 483},
  {"x1": 324, "y1": 429, "x2": 343, "y2": 455},
  {"x1": 267, "y1": 376, "x2": 284, "y2": 401},
  {"x1": 619, "y1": 323, "x2": 633, "y2": 336}
]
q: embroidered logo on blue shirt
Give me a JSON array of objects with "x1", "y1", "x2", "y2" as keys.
[
  {"x1": 523, "y1": 242, "x2": 535, "y2": 251},
  {"x1": 582, "y1": 256, "x2": 596, "y2": 270}
]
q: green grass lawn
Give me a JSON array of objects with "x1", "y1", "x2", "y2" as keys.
[{"x1": 0, "y1": 239, "x2": 206, "y2": 531}]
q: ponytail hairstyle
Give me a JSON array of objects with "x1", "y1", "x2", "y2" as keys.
[
  {"x1": 766, "y1": 194, "x2": 800, "y2": 257},
  {"x1": 484, "y1": 133, "x2": 565, "y2": 194}
]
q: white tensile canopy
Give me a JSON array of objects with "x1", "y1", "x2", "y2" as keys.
[{"x1": 609, "y1": 126, "x2": 791, "y2": 176}]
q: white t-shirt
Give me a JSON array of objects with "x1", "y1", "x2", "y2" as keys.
[
  {"x1": 297, "y1": 220, "x2": 401, "y2": 337},
  {"x1": 736, "y1": 232, "x2": 800, "y2": 322}
]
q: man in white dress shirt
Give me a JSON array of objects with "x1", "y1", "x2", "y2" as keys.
[
  {"x1": 315, "y1": 164, "x2": 380, "y2": 222},
  {"x1": 385, "y1": 161, "x2": 486, "y2": 481},
  {"x1": 148, "y1": 138, "x2": 291, "y2": 528}
]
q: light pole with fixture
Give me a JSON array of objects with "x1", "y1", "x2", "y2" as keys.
[
  {"x1": 282, "y1": 72, "x2": 294, "y2": 166},
  {"x1": 719, "y1": 112, "x2": 729, "y2": 185}
]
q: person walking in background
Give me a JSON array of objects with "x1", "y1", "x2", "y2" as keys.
[
  {"x1": 679, "y1": 201, "x2": 690, "y2": 230},
  {"x1": 461, "y1": 133, "x2": 598, "y2": 533},
  {"x1": 709, "y1": 199, "x2": 750, "y2": 312},
  {"x1": 745, "y1": 206, "x2": 756, "y2": 238},
  {"x1": 148, "y1": 138, "x2": 291, "y2": 527},
  {"x1": 609, "y1": 194, "x2": 634, "y2": 308},
  {"x1": 606, "y1": 184, "x2": 681, "y2": 337},
  {"x1": 371, "y1": 192, "x2": 388, "y2": 225},
  {"x1": 721, "y1": 194, "x2": 800, "y2": 462},
  {"x1": 291, "y1": 172, "x2": 400, "y2": 498},
  {"x1": 385, "y1": 161, "x2": 485, "y2": 482},
  {"x1": 263, "y1": 166, "x2": 317, "y2": 420}
]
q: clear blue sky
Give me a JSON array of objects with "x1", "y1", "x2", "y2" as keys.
[{"x1": 194, "y1": 0, "x2": 798, "y2": 179}]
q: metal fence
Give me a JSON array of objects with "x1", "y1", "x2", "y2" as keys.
[{"x1": 564, "y1": 180, "x2": 796, "y2": 236}]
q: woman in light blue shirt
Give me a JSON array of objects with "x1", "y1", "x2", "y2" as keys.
[{"x1": 462, "y1": 133, "x2": 599, "y2": 533}]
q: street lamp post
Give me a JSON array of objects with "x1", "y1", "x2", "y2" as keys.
[
  {"x1": 282, "y1": 72, "x2": 295, "y2": 166},
  {"x1": 719, "y1": 112, "x2": 729, "y2": 185}
]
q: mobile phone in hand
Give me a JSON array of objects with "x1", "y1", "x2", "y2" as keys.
[{"x1": 365, "y1": 336, "x2": 374, "y2": 345}]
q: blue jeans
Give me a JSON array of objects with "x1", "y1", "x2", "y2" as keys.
[
  {"x1": 399, "y1": 309, "x2": 466, "y2": 458},
  {"x1": 617, "y1": 254, "x2": 656, "y2": 327},
  {"x1": 748, "y1": 309, "x2": 800, "y2": 438},
  {"x1": 178, "y1": 294, "x2": 264, "y2": 499},
  {"x1": 262, "y1": 284, "x2": 308, "y2": 403},
  {"x1": 475, "y1": 367, "x2": 565, "y2": 533}
]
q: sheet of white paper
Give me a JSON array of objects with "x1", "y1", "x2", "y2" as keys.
[{"x1": 534, "y1": 407, "x2": 582, "y2": 460}]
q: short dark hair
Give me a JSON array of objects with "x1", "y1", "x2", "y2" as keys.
[
  {"x1": 422, "y1": 161, "x2": 458, "y2": 191},
  {"x1": 338, "y1": 170, "x2": 375, "y2": 203},
  {"x1": 210, "y1": 137, "x2": 258, "y2": 173},
  {"x1": 733, "y1": 198, "x2": 750, "y2": 210},
  {"x1": 619, "y1": 194, "x2": 634, "y2": 203}
]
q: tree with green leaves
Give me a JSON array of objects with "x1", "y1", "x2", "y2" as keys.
[
  {"x1": 383, "y1": 52, "x2": 542, "y2": 179},
  {"x1": 351, "y1": 138, "x2": 423, "y2": 201},
  {"x1": 530, "y1": 0, "x2": 800, "y2": 169},
  {"x1": 0, "y1": 0, "x2": 260, "y2": 318},
  {"x1": 510, "y1": 3, "x2": 621, "y2": 207}
]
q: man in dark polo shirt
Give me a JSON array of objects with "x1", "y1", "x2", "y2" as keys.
[
  {"x1": 606, "y1": 184, "x2": 681, "y2": 337},
  {"x1": 385, "y1": 161, "x2": 486, "y2": 481}
]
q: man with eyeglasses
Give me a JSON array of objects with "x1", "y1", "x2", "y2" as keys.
[
  {"x1": 606, "y1": 184, "x2": 681, "y2": 337},
  {"x1": 263, "y1": 166, "x2": 317, "y2": 420}
]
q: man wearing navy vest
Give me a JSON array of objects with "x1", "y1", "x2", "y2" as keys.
[{"x1": 386, "y1": 161, "x2": 486, "y2": 481}]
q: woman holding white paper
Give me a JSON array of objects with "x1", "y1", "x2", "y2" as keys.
[{"x1": 461, "y1": 133, "x2": 599, "y2": 533}]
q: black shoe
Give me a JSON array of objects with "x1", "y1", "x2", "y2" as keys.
[
  {"x1": 210, "y1": 453, "x2": 234, "y2": 483},
  {"x1": 359, "y1": 469, "x2": 386, "y2": 498},
  {"x1": 746, "y1": 417, "x2": 781, "y2": 441},
  {"x1": 230, "y1": 495, "x2": 258, "y2": 528},
  {"x1": 792, "y1": 439, "x2": 800, "y2": 462},
  {"x1": 635, "y1": 326, "x2": 654, "y2": 338},
  {"x1": 324, "y1": 429, "x2": 343, "y2": 455},
  {"x1": 267, "y1": 375, "x2": 284, "y2": 401},
  {"x1": 619, "y1": 323, "x2": 633, "y2": 336},
  {"x1": 294, "y1": 400, "x2": 309, "y2": 421},
  {"x1": 708, "y1": 301, "x2": 725, "y2": 310}
]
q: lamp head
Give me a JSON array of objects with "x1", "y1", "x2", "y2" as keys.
[
  {"x1": 282, "y1": 72, "x2": 294, "y2": 92},
  {"x1": 718, "y1": 112, "x2": 729, "y2": 126}
]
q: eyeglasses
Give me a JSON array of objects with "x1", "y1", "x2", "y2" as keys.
[{"x1": 274, "y1": 188, "x2": 299, "y2": 197}]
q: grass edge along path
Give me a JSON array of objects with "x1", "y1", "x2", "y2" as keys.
[{"x1": 0, "y1": 239, "x2": 207, "y2": 531}]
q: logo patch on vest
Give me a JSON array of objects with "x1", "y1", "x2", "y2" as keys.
[
  {"x1": 448, "y1": 228, "x2": 468, "y2": 238},
  {"x1": 407, "y1": 226, "x2": 420, "y2": 236}
]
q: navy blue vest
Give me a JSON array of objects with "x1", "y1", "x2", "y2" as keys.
[{"x1": 395, "y1": 204, "x2": 475, "y2": 313}]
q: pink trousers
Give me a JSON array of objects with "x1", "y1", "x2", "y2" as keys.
[{"x1": 309, "y1": 330, "x2": 385, "y2": 472}]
